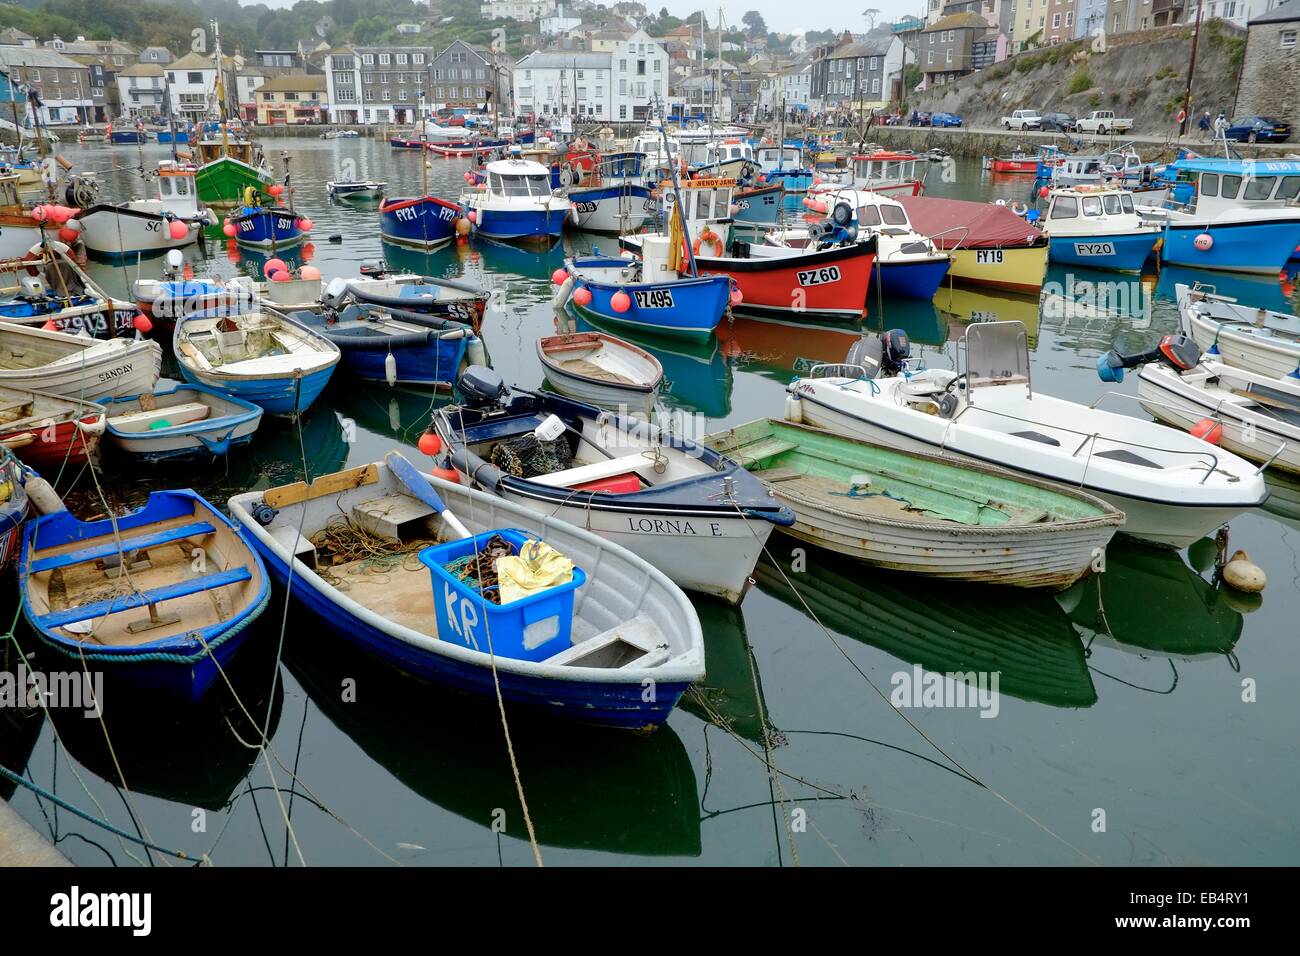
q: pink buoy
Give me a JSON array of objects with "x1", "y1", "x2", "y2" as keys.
[
  {"x1": 269, "y1": 270, "x2": 292, "y2": 283},
  {"x1": 222, "y1": 222, "x2": 237, "y2": 237},
  {"x1": 611, "y1": 290, "x2": 631, "y2": 313},
  {"x1": 48, "y1": 206, "x2": 70, "y2": 225},
  {"x1": 58, "y1": 227, "x2": 79, "y2": 243},
  {"x1": 551, "y1": 268, "x2": 568, "y2": 286},
  {"x1": 1194, "y1": 232, "x2": 1214, "y2": 251},
  {"x1": 42, "y1": 319, "x2": 58, "y2": 331},
  {"x1": 30, "y1": 205, "x2": 48, "y2": 223},
  {"x1": 299, "y1": 265, "x2": 321, "y2": 280},
  {"x1": 132, "y1": 313, "x2": 153, "y2": 334},
  {"x1": 417, "y1": 432, "x2": 442, "y2": 456},
  {"x1": 572, "y1": 285, "x2": 592, "y2": 307},
  {"x1": 263, "y1": 258, "x2": 288, "y2": 278},
  {"x1": 1039, "y1": 185, "x2": 1050, "y2": 199},
  {"x1": 268, "y1": 184, "x2": 284, "y2": 197},
  {"x1": 297, "y1": 217, "x2": 313, "y2": 232},
  {"x1": 168, "y1": 220, "x2": 189, "y2": 240},
  {"x1": 467, "y1": 210, "x2": 478, "y2": 224},
  {"x1": 730, "y1": 287, "x2": 744, "y2": 305}
]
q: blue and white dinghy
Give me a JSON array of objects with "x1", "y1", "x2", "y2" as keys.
[
  {"x1": 228, "y1": 455, "x2": 705, "y2": 729},
  {"x1": 20, "y1": 489, "x2": 269, "y2": 699}
]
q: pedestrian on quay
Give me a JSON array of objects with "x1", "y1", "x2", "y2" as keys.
[
  {"x1": 1198, "y1": 111, "x2": 1211, "y2": 139},
  {"x1": 1213, "y1": 111, "x2": 1228, "y2": 144}
]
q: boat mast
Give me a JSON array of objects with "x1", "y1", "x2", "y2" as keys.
[{"x1": 213, "y1": 19, "x2": 229, "y2": 153}]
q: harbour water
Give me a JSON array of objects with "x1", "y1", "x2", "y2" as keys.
[{"x1": 2, "y1": 139, "x2": 1297, "y2": 865}]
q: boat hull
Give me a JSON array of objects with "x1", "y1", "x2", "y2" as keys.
[
  {"x1": 1048, "y1": 230, "x2": 1159, "y2": 272},
  {"x1": 794, "y1": 389, "x2": 1261, "y2": 549},
  {"x1": 945, "y1": 243, "x2": 1049, "y2": 293},
  {"x1": 75, "y1": 205, "x2": 199, "y2": 259},
  {"x1": 195, "y1": 156, "x2": 271, "y2": 210},
  {"x1": 378, "y1": 196, "x2": 461, "y2": 249},
  {"x1": 473, "y1": 205, "x2": 569, "y2": 241},
  {"x1": 336, "y1": 334, "x2": 470, "y2": 389},
  {"x1": 693, "y1": 241, "x2": 875, "y2": 322},
  {"x1": 567, "y1": 184, "x2": 655, "y2": 233},
  {"x1": 0, "y1": 337, "x2": 161, "y2": 401},
  {"x1": 231, "y1": 207, "x2": 304, "y2": 248},
  {"x1": 878, "y1": 257, "x2": 951, "y2": 299},
  {"x1": 571, "y1": 274, "x2": 730, "y2": 340},
  {"x1": 176, "y1": 362, "x2": 335, "y2": 418},
  {"x1": 1181, "y1": 298, "x2": 1300, "y2": 380},
  {"x1": 1160, "y1": 218, "x2": 1300, "y2": 274}
]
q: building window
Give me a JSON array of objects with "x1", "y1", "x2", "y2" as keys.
[
  {"x1": 1053, "y1": 13, "x2": 1060, "y2": 26},
  {"x1": 413, "y1": 53, "x2": 425, "y2": 64},
  {"x1": 396, "y1": 53, "x2": 408, "y2": 65},
  {"x1": 382, "y1": 88, "x2": 391, "y2": 101},
  {"x1": 188, "y1": 71, "x2": 202, "y2": 83},
  {"x1": 379, "y1": 53, "x2": 391, "y2": 65},
  {"x1": 362, "y1": 54, "x2": 374, "y2": 65},
  {"x1": 1282, "y1": 30, "x2": 1298, "y2": 50}
]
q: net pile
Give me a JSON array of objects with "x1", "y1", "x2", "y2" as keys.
[
  {"x1": 443, "y1": 533, "x2": 516, "y2": 604},
  {"x1": 491, "y1": 434, "x2": 571, "y2": 479}
]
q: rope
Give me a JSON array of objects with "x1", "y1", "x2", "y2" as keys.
[{"x1": 724, "y1": 498, "x2": 1101, "y2": 866}]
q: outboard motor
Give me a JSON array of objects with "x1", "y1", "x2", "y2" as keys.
[
  {"x1": 845, "y1": 328, "x2": 910, "y2": 378},
  {"x1": 321, "y1": 276, "x2": 351, "y2": 311},
  {"x1": 456, "y1": 365, "x2": 508, "y2": 409},
  {"x1": 1097, "y1": 333, "x2": 1200, "y2": 383}
]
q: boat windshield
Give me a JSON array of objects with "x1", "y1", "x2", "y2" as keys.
[
  {"x1": 491, "y1": 173, "x2": 551, "y2": 197},
  {"x1": 1102, "y1": 193, "x2": 1122, "y2": 215},
  {"x1": 1081, "y1": 196, "x2": 1103, "y2": 217}
]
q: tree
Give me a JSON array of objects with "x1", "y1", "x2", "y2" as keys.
[
  {"x1": 862, "y1": 8, "x2": 880, "y2": 31},
  {"x1": 741, "y1": 11, "x2": 767, "y2": 38}
]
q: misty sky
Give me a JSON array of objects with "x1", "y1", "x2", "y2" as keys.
[{"x1": 244, "y1": 0, "x2": 922, "y2": 37}]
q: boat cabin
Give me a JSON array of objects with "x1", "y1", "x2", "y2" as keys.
[
  {"x1": 484, "y1": 158, "x2": 555, "y2": 199},
  {"x1": 156, "y1": 161, "x2": 202, "y2": 217},
  {"x1": 850, "y1": 152, "x2": 919, "y2": 186},
  {"x1": 756, "y1": 145, "x2": 803, "y2": 173},
  {"x1": 594, "y1": 151, "x2": 647, "y2": 184},
  {"x1": 196, "y1": 137, "x2": 260, "y2": 166},
  {"x1": 1051, "y1": 156, "x2": 1107, "y2": 186},
  {"x1": 1168, "y1": 159, "x2": 1300, "y2": 214},
  {"x1": 661, "y1": 178, "x2": 735, "y2": 229},
  {"x1": 1044, "y1": 186, "x2": 1138, "y2": 224}
]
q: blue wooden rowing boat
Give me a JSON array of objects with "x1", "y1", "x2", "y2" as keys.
[
  {"x1": 290, "y1": 303, "x2": 482, "y2": 389},
  {"x1": 732, "y1": 182, "x2": 784, "y2": 226},
  {"x1": 378, "y1": 195, "x2": 463, "y2": 249},
  {"x1": 229, "y1": 458, "x2": 706, "y2": 729},
  {"x1": 19, "y1": 489, "x2": 269, "y2": 699},
  {"x1": 173, "y1": 310, "x2": 341, "y2": 418},
  {"x1": 0, "y1": 448, "x2": 29, "y2": 574},
  {"x1": 230, "y1": 205, "x2": 304, "y2": 248},
  {"x1": 98, "y1": 384, "x2": 264, "y2": 462}
]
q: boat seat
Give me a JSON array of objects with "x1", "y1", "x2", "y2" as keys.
[
  {"x1": 108, "y1": 402, "x2": 211, "y2": 433},
  {"x1": 1094, "y1": 448, "x2": 1161, "y2": 468},
  {"x1": 547, "y1": 614, "x2": 669, "y2": 669},
  {"x1": 530, "y1": 454, "x2": 649, "y2": 488},
  {"x1": 1010, "y1": 430, "x2": 1061, "y2": 447},
  {"x1": 29, "y1": 521, "x2": 217, "y2": 573},
  {"x1": 724, "y1": 438, "x2": 797, "y2": 465},
  {"x1": 38, "y1": 567, "x2": 252, "y2": 629}
]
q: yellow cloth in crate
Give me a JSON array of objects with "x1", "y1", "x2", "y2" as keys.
[{"x1": 495, "y1": 539, "x2": 574, "y2": 605}]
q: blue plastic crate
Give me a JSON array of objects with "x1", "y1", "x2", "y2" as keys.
[{"x1": 419, "y1": 529, "x2": 587, "y2": 663}]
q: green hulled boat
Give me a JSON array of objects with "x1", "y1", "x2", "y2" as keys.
[{"x1": 194, "y1": 137, "x2": 270, "y2": 210}]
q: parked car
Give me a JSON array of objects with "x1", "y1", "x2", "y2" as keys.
[
  {"x1": 1040, "y1": 111, "x2": 1077, "y2": 133},
  {"x1": 1076, "y1": 111, "x2": 1133, "y2": 134},
  {"x1": 1224, "y1": 116, "x2": 1292, "y2": 143},
  {"x1": 908, "y1": 111, "x2": 933, "y2": 127},
  {"x1": 931, "y1": 112, "x2": 963, "y2": 128},
  {"x1": 1002, "y1": 110, "x2": 1042, "y2": 131}
]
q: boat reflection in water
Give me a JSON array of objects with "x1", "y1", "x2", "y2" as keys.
[
  {"x1": 718, "y1": 315, "x2": 863, "y2": 388},
  {"x1": 1261, "y1": 470, "x2": 1300, "y2": 533},
  {"x1": 448, "y1": 234, "x2": 566, "y2": 285},
  {"x1": 284, "y1": 626, "x2": 702, "y2": 857},
  {"x1": 0, "y1": 679, "x2": 43, "y2": 802},
  {"x1": 329, "y1": 382, "x2": 450, "y2": 446},
  {"x1": 678, "y1": 601, "x2": 773, "y2": 744},
  {"x1": 229, "y1": 240, "x2": 315, "y2": 281},
  {"x1": 572, "y1": 311, "x2": 734, "y2": 418},
  {"x1": 754, "y1": 542, "x2": 1097, "y2": 709},
  {"x1": 1038, "y1": 264, "x2": 1162, "y2": 352},
  {"x1": 934, "y1": 282, "x2": 1040, "y2": 347},
  {"x1": 1156, "y1": 263, "x2": 1294, "y2": 316},
  {"x1": 43, "y1": 621, "x2": 284, "y2": 812},
  {"x1": 1057, "y1": 540, "x2": 1245, "y2": 664},
  {"x1": 863, "y1": 296, "x2": 949, "y2": 348}
]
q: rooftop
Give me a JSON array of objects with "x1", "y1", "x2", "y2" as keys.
[{"x1": 255, "y1": 74, "x2": 327, "y2": 94}]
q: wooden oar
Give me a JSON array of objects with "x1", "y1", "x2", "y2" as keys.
[{"x1": 384, "y1": 451, "x2": 471, "y2": 540}]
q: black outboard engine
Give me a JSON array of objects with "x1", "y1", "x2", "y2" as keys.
[
  {"x1": 456, "y1": 365, "x2": 508, "y2": 409},
  {"x1": 1097, "y1": 333, "x2": 1200, "y2": 383},
  {"x1": 846, "y1": 328, "x2": 910, "y2": 379}
]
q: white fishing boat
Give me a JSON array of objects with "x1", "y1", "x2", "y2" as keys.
[
  {"x1": 0, "y1": 241, "x2": 137, "y2": 337},
  {"x1": 228, "y1": 456, "x2": 705, "y2": 729},
  {"x1": 1138, "y1": 360, "x2": 1300, "y2": 476},
  {"x1": 71, "y1": 162, "x2": 215, "y2": 259},
  {"x1": 705, "y1": 418, "x2": 1124, "y2": 590},
  {"x1": 537, "y1": 331, "x2": 663, "y2": 410},
  {"x1": 1177, "y1": 282, "x2": 1300, "y2": 379},
  {"x1": 789, "y1": 322, "x2": 1268, "y2": 548},
  {"x1": 459, "y1": 153, "x2": 570, "y2": 242},
  {"x1": 436, "y1": 367, "x2": 795, "y2": 605},
  {"x1": 327, "y1": 179, "x2": 386, "y2": 200},
  {"x1": 0, "y1": 322, "x2": 161, "y2": 399}
]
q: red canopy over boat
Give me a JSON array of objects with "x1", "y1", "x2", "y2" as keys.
[{"x1": 897, "y1": 195, "x2": 1044, "y2": 250}]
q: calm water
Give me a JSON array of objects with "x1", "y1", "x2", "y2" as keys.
[{"x1": 2, "y1": 140, "x2": 1298, "y2": 866}]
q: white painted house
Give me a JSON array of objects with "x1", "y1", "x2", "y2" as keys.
[
  {"x1": 481, "y1": 0, "x2": 558, "y2": 21},
  {"x1": 609, "y1": 30, "x2": 669, "y2": 121},
  {"x1": 115, "y1": 62, "x2": 166, "y2": 117},
  {"x1": 513, "y1": 50, "x2": 610, "y2": 120},
  {"x1": 165, "y1": 51, "x2": 236, "y2": 120},
  {"x1": 541, "y1": 3, "x2": 584, "y2": 35}
]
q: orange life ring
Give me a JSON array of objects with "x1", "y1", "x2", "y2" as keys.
[{"x1": 693, "y1": 229, "x2": 724, "y2": 258}]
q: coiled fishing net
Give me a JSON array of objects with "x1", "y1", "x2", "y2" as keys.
[{"x1": 443, "y1": 533, "x2": 516, "y2": 604}]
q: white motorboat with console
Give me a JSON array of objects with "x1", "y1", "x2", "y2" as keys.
[{"x1": 787, "y1": 321, "x2": 1268, "y2": 548}]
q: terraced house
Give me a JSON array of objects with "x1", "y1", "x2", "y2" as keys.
[
  {"x1": 811, "y1": 34, "x2": 906, "y2": 112},
  {"x1": 326, "y1": 45, "x2": 433, "y2": 124},
  {"x1": 429, "y1": 39, "x2": 512, "y2": 114},
  {"x1": 0, "y1": 45, "x2": 93, "y2": 124},
  {"x1": 256, "y1": 74, "x2": 326, "y2": 125},
  {"x1": 48, "y1": 35, "x2": 136, "y2": 122}
]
